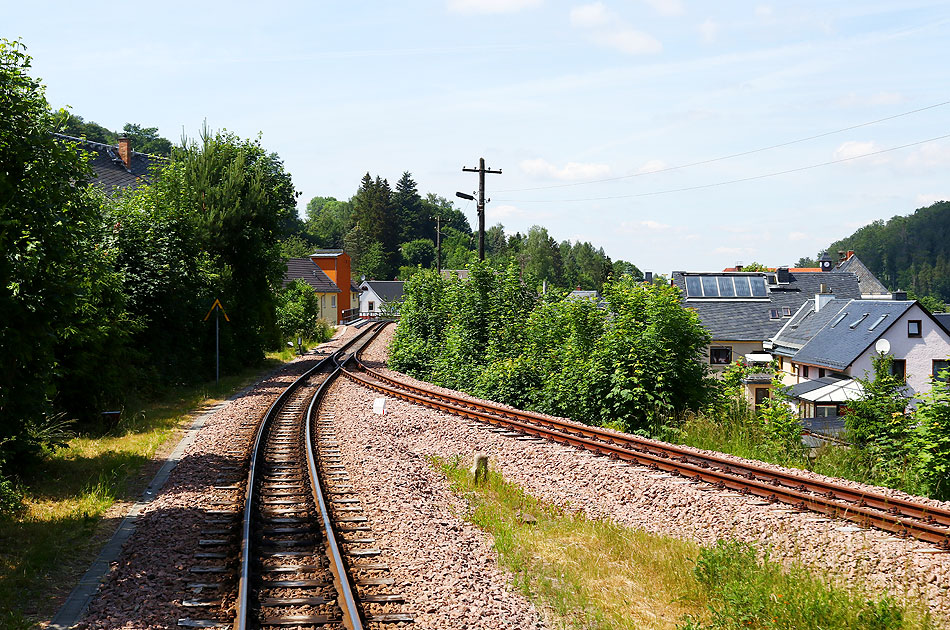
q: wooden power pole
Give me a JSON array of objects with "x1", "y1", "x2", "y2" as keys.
[{"x1": 462, "y1": 157, "x2": 502, "y2": 260}]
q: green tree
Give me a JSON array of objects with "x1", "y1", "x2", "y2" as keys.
[
  {"x1": 913, "y1": 367, "x2": 950, "y2": 499},
  {"x1": 844, "y1": 354, "x2": 915, "y2": 487},
  {"x1": 305, "y1": 196, "x2": 352, "y2": 248},
  {"x1": 350, "y1": 174, "x2": 397, "y2": 277},
  {"x1": 392, "y1": 172, "x2": 426, "y2": 243},
  {"x1": 175, "y1": 124, "x2": 298, "y2": 368},
  {"x1": 0, "y1": 39, "x2": 126, "y2": 459},
  {"x1": 121, "y1": 123, "x2": 172, "y2": 156},
  {"x1": 275, "y1": 280, "x2": 324, "y2": 338},
  {"x1": 400, "y1": 238, "x2": 436, "y2": 268}
]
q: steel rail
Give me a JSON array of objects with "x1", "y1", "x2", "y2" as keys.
[
  {"x1": 341, "y1": 354, "x2": 950, "y2": 548},
  {"x1": 305, "y1": 364, "x2": 364, "y2": 630},
  {"x1": 351, "y1": 352, "x2": 950, "y2": 530},
  {"x1": 234, "y1": 325, "x2": 381, "y2": 630}
]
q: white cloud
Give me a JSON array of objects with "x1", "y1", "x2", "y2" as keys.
[
  {"x1": 520, "y1": 157, "x2": 611, "y2": 180},
  {"x1": 699, "y1": 18, "x2": 718, "y2": 43},
  {"x1": 570, "y1": 2, "x2": 608, "y2": 27},
  {"x1": 570, "y1": 2, "x2": 662, "y2": 55},
  {"x1": 637, "y1": 159, "x2": 668, "y2": 174},
  {"x1": 447, "y1": 0, "x2": 542, "y2": 14},
  {"x1": 788, "y1": 231, "x2": 808, "y2": 242},
  {"x1": 644, "y1": 0, "x2": 684, "y2": 17},
  {"x1": 833, "y1": 140, "x2": 887, "y2": 165},
  {"x1": 915, "y1": 193, "x2": 950, "y2": 207},
  {"x1": 905, "y1": 141, "x2": 950, "y2": 169},
  {"x1": 601, "y1": 28, "x2": 663, "y2": 55},
  {"x1": 640, "y1": 219, "x2": 671, "y2": 230}
]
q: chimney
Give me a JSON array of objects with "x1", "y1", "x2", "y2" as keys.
[
  {"x1": 815, "y1": 284, "x2": 835, "y2": 312},
  {"x1": 776, "y1": 267, "x2": 790, "y2": 283},
  {"x1": 892, "y1": 290, "x2": 907, "y2": 301},
  {"x1": 117, "y1": 136, "x2": 131, "y2": 169},
  {"x1": 847, "y1": 250, "x2": 855, "y2": 260},
  {"x1": 735, "y1": 261, "x2": 744, "y2": 272}
]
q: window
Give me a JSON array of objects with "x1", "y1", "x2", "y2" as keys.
[
  {"x1": 868, "y1": 314, "x2": 888, "y2": 331},
  {"x1": 815, "y1": 404, "x2": 838, "y2": 418},
  {"x1": 769, "y1": 309, "x2": 781, "y2": 319},
  {"x1": 849, "y1": 313, "x2": 870, "y2": 329},
  {"x1": 331, "y1": 295, "x2": 336, "y2": 307},
  {"x1": 754, "y1": 388, "x2": 770, "y2": 409},
  {"x1": 830, "y1": 312, "x2": 848, "y2": 328},
  {"x1": 818, "y1": 368, "x2": 826, "y2": 378},
  {"x1": 710, "y1": 346, "x2": 732, "y2": 365},
  {"x1": 934, "y1": 360, "x2": 950, "y2": 382},
  {"x1": 908, "y1": 320, "x2": 922, "y2": 337},
  {"x1": 891, "y1": 359, "x2": 906, "y2": 382},
  {"x1": 802, "y1": 365, "x2": 810, "y2": 378},
  {"x1": 750, "y1": 276, "x2": 768, "y2": 297},
  {"x1": 368, "y1": 300, "x2": 375, "y2": 311},
  {"x1": 782, "y1": 307, "x2": 792, "y2": 316}
]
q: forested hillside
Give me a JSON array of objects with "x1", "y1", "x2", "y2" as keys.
[
  {"x1": 824, "y1": 201, "x2": 950, "y2": 304},
  {"x1": 283, "y1": 173, "x2": 642, "y2": 291}
]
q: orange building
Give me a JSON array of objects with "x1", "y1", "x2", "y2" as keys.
[{"x1": 309, "y1": 250, "x2": 352, "y2": 324}]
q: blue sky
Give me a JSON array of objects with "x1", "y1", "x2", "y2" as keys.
[{"x1": 7, "y1": 1, "x2": 950, "y2": 274}]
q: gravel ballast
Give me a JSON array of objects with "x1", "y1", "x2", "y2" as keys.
[{"x1": 353, "y1": 324, "x2": 950, "y2": 625}]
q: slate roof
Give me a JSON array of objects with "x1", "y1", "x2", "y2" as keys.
[
  {"x1": 284, "y1": 257, "x2": 341, "y2": 293},
  {"x1": 934, "y1": 313, "x2": 950, "y2": 333},
  {"x1": 834, "y1": 254, "x2": 889, "y2": 296},
  {"x1": 769, "y1": 299, "x2": 851, "y2": 356},
  {"x1": 671, "y1": 271, "x2": 861, "y2": 342},
  {"x1": 362, "y1": 281, "x2": 405, "y2": 303},
  {"x1": 787, "y1": 300, "x2": 916, "y2": 371},
  {"x1": 53, "y1": 133, "x2": 164, "y2": 194}
]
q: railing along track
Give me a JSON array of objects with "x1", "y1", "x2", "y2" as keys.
[{"x1": 341, "y1": 326, "x2": 950, "y2": 549}]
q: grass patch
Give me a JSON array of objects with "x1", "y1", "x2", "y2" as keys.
[
  {"x1": 437, "y1": 456, "x2": 935, "y2": 630},
  {"x1": 0, "y1": 357, "x2": 289, "y2": 626}
]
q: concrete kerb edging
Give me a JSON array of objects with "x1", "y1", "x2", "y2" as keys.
[{"x1": 47, "y1": 344, "x2": 331, "y2": 630}]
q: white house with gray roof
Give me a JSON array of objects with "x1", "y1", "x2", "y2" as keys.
[
  {"x1": 358, "y1": 280, "x2": 405, "y2": 315},
  {"x1": 767, "y1": 296, "x2": 950, "y2": 416}
]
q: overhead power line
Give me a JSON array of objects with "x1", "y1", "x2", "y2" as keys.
[
  {"x1": 497, "y1": 99, "x2": 950, "y2": 193},
  {"x1": 496, "y1": 132, "x2": 950, "y2": 204}
]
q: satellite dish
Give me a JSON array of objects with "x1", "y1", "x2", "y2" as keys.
[{"x1": 875, "y1": 338, "x2": 891, "y2": 354}]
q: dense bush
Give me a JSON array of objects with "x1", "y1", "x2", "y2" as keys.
[
  {"x1": 389, "y1": 260, "x2": 712, "y2": 429},
  {"x1": 276, "y1": 280, "x2": 333, "y2": 341}
]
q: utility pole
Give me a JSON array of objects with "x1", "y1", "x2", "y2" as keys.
[
  {"x1": 434, "y1": 214, "x2": 442, "y2": 274},
  {"x1": 461, "y1": 157, "x2": 502, "y2": 261}
]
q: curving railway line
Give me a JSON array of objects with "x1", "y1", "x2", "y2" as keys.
[
  {"x1": 340, "y1": 324, "x2": 950, "y2": 550},
  {"x1": 182, "y1": 322, "x2": 413, "y2": 630}
]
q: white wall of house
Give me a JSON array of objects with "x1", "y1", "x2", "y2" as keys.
[
  {"x1": 849, "y1": 304, "x2": 950, "y2": 399},
  {"x1": 359, "y1": 285, "x2": 383, "y2": 314}
]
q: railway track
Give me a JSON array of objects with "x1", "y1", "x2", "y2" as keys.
[
  {"x1": 341, "y1": 327, "x2": 950, "y2": 549},
  {"x1": 181, "y1": 323, "x2": 412, "y2": 629}
]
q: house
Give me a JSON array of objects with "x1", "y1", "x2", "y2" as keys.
[
  {"x1": 359, "y1": 281, "x2": 405, "y2": 316},
  {"x1": 54, "y1": 133, "x2": 165, "y2": 194},
  {"x1": 283, "y1": 257, "x2": 343, "y2": 323},
  {"x1": 670, "y1": 267, "x2": 862, "y2": 373},
  {"x1": 307, "y1": 250, "x2": 354, "y2": 324},
  {"x1": 767, "y1": 295, "x2": 950, "y2": 416},
  {"x1": 833, "y1": 250, "x2": 891, "y2": 299}
]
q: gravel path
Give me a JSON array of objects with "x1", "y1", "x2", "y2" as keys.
[{"x1": 356, "y1": 323, "x2": 950, "y2": 625}]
